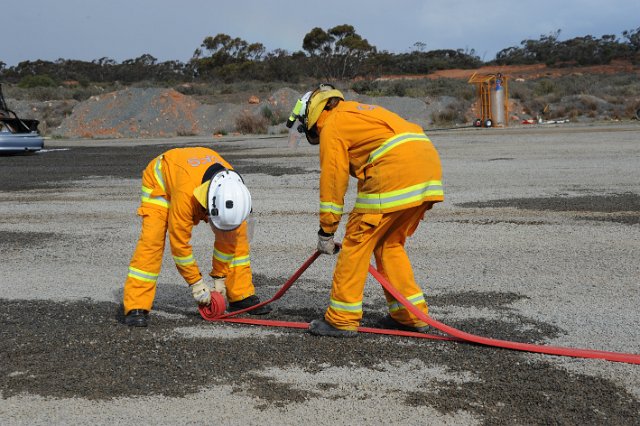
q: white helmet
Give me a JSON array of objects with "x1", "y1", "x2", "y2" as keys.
[{"x1": 194, "y1": 168, "x2": 252, "y2": 231}]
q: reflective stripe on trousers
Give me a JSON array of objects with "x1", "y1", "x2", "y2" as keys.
[
  {"x1": 211, "y1": 221, "x2": 254, "y2": 302},
  {"x1": 324, "y1": 203, "x2": 430, "y2": 330},
  {"x1": 123, "y1": 206, "x2": 168, "y2": 313},
  {"x1": 355, "y1": 180, "x2": 443, "y2": 212}
]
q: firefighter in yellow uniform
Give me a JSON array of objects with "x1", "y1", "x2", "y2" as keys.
[
  {"x1": 287, "y1": 84, "x2": 444, "y2": 337},
  {"x1": 123, "y1": 147, "x2": 270, "y2": 327}
]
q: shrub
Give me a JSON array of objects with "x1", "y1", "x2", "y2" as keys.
[
  {"x1": 385, "y1": 81, "x2": 408, "y2": 97},
  {"x1": 351, "y1": 79, "x2": 379, "y2": 94},
  {"x1": 431, "y1": 106, "x2": 465, "y2": 126},
  {"x1": 235, "y1": 111, "x2": 268, "y2": 134},
  {"x1": 17, "y1": 75, "x2": 57, "y2": 88},
  {"x1": 176, "y1": 128, "x2": 198, "y2": 137},
  {"x1": 533, "y1": 79, "x2": 555, "y2": 96}
]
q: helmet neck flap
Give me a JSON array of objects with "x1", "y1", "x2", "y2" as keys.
[{"x1": 286, "y1": 83, "x2": 344, "y2": 145}]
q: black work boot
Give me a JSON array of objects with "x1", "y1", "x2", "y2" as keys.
[
  {"x1": 309, "y1": 319, "x2": 357, "y2": 338},
  {"x1": 376, "y1": 314, "x2": 428, "y2": 333},
  {"x1": 228, "y1": 295, "x2": 272, "y2": 315},
  {"x1": 125, "y1": 309, "x2": 149, "y2": 327}
]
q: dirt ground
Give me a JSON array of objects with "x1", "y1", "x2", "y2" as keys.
[
  {"x1": 1, "y1": 123, "x2": 639, "y2": 425},
  {"x1": 380, "y1": 59, "x2": 640, "y2": 81}
]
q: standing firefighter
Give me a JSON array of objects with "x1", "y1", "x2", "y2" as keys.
[
  {"x1": 287, "y1": 84, "x2": 444, "y2": 337},
  {"x1": 122, "y1": 147, "x2": 271, "y2": 327}
]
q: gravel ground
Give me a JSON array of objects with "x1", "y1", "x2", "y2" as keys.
[{"x1": 1, "y1": 124, "x2": 639, "y2": 425}]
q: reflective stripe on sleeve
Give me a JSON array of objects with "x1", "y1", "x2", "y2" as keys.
[
  {"x1": 355, "y1": 180, "x2": 443, "y2": 211},
  {"x1": 319, "y1": 201, "x2": 344, "y2": 214}
]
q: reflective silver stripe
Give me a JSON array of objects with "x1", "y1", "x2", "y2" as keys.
[
  {"x1": 355, "y1": 180, "x2": 443, "y2": 211},
  {"x1": 388, "y1": 292, "x2": 426, "y2": 312},
  {"x1": 141, "y1": 185, "x2": 169, "y2": 208},
  {"x1": 154, "y1": 156, "x2": 166, "y2": 192},
  {"x1": 368, "y1": 133, "x2": 431, "y2": 164},
  {"x1": 319, "y1": 201, "x2": 344, "y2": 214},
  {"x1": 127, "y1": 266, "x2": 159, "y2": 283},
  {"x1": 213, "y1": 248, "x2": 234, "y2": 263},
  {"x1": 230, "y1": 254, "x2": 250, "y2": 268},
  {"x1": 173, "y1": 254, "x2": 196, "y2": 266},
  {"x1": 214, "y1": 249, "x2": 249, "y2": 268},
  {"x1": 329, "y1": 298, "x2": 363, "y2": 313}
]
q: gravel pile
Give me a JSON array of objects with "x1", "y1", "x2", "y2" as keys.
[{"x1": 48, "y1": 87, "x2": 458, "y2": 139}]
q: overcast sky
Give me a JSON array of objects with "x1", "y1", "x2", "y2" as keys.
[{"x1": 3, "y1": 0, "x2": 639, "y2": 67}]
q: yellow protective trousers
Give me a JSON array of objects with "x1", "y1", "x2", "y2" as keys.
[
  {"x1": 123, "y1": 156, "x2": 254, "y2": 315},
  {"x1": 123, "y1": 204, "x2": 168, "y2": 314},
  {"x1": 324, "y1": 202, "x2": 431, "y2": 331},
  {"x1": 210, "y1": 221, "x2": 255, "y2": 303},
  {"x1": 122, "y1": 208, "x2": 255, "y2": 313}
]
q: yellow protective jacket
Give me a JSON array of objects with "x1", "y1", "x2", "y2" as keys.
[
  {"x1": 316, "y1": 101, "x2": 444, "y2": 234},
  {"x1": 141, "y1": 147, "x2": 232, "y2": 284}
]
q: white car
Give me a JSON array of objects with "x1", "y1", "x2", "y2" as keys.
[{"x1": 0, "y1": 84, "x2": 44, "y2": 155}]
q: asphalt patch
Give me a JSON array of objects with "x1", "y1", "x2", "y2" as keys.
[
  {"x1": 0, "y1": 145, "x2": 166, "y2": 191},
  {"x1": 1, "y1": 298, "x2": 638, "y2": 424},
  {"x1": 0, "y1": 144, "x2": 314, "y2": 192},
  {"x1": 429, "y1": 292, "x2": 563, "y2": 343},
  {"x1": 229, "y1": 158, "x2": 313, "y2": 176},
  {"x1": 444, "y1": 219, "x2": 549, "y2": 226},
  {"x1": 456, "y1": 193, "x2": 640, "y2": 226},
  {"x1": 580, "y1": 214, "x2": 640, "y2": 225},
  {"x1": 0, "y1": 231, "x2": 58, "y2": 250},
  {"x1": 456, "y1": 192, "x2": 640, "y2": 213}
]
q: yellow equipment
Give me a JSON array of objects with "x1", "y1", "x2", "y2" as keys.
[{"x1": 468, "y1": 72, "x2": 509, "y2": 127}]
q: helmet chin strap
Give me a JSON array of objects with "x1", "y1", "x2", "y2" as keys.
[
  {"x1": 304, "y1": 126, "x2": 320, "y2": 145},
  {"x1": 210, "y1": 195, "x2": 219, "y2": 217}
]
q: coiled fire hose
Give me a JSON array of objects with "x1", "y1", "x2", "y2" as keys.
[{"x1": 200, "y1": 249, "x2": 640, "y2": 365}]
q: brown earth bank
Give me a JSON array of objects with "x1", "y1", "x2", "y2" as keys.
[{"x1": 379, "y1": 59, "x2": 640, "y2": 81}]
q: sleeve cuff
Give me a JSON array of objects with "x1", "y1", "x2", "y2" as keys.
[{"x1": 318, "y1": 227, "x2": 334, "y2": 237}]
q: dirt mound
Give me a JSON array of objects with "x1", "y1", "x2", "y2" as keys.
[
  {"x1": 53, "y1": 86, "x2": 307, "y2": 139},
  {"x1": 52, "y1": 86, "x2": 445, "y2": 139},
  {"x1": 5, "y1": 99, "x2": 77, "y2": 135},
  {"x1": 54, "y1": 88, "x2": 207, "y2": 138}
]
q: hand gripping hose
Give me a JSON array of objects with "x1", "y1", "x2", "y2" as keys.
[{"x1": 200, "y1": 249, "x2": 640, "y2": 365}]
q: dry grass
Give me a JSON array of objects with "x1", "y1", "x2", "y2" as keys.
[{"x1": 235, "y1": 111, "x2": 268, "y2": 134}]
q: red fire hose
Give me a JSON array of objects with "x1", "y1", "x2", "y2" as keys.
[{"x1": 200, "y1": 249, "x2": 640, "y2": 365}]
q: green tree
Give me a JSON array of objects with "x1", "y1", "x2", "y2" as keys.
[
  {"x1": 302, "y1": 24, "x2": 376, "y2": 80},
  {"x1": 192, "y1": 33, "x2": 266, "y2": 80},
  {"x1": 17, "y1": 74, "x2": 56, "y2": 88},
  {"x1": 622, "y1": 26, "x2": 640, "y2": 62}
]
